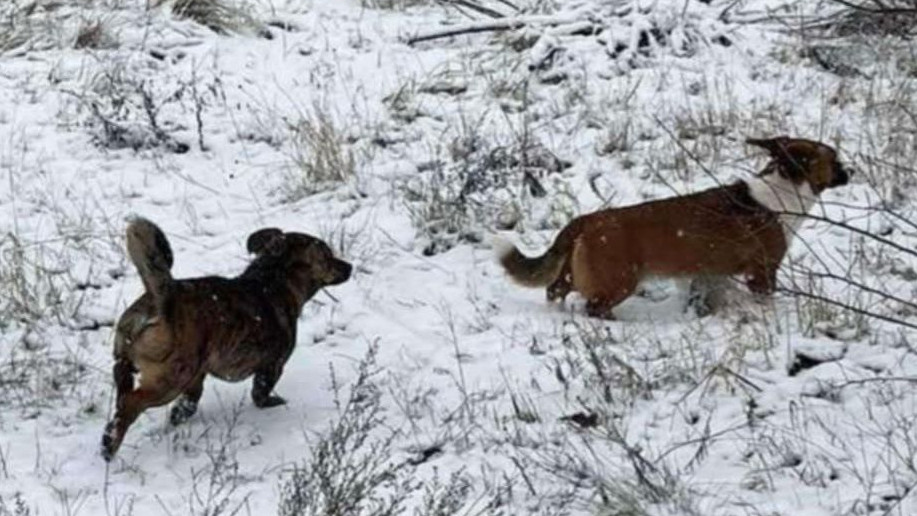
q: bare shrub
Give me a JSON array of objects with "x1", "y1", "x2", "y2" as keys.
[
  {"x1": 0, "y1": 1, "x2": 121, "y2": 54},
  {"x1": 415, "y1": 468, "x2": 475, "y2": 516},
  {"x1": 0, "y1": 1, "x2": 38, "y2": 53},
  {"x1": 401, "y1": 136, "x2": 574, "y2": 256},
  {"x1": 0, "y1": 493, "x2": 31, "y2": 516},
  {"x1": 0, "y1": 235, "x2": 84, "y2": 330},
  {"x1": 0, "y1": 237, "x2": 100, "y2": 414},
  {"x1": 526, "y1": 418, "x2": 704, "y2": 516},
  {"x1": 822, "y1": 0, "x2": 917, "y2": 38},
  {"x1": 63, "y1": 58, "x2": 204, "y2": 153},
  {"x1": 278, "y1": 343, "x2": 415, "y2": 516},
  {"x1": 74, "y1": 18, "x2": 113, "y2": 49},
  {"x1": 0, "y1": 339, "x2": 96, "y2": 416},
  {"x1": 185, "y1": 405, "x2": 254, "y2": 516}
]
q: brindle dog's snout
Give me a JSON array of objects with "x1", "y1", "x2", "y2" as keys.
[{"x1": 332, "y1": 259, "x2": 352, "y2": 285}]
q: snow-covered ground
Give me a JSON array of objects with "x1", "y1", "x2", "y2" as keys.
[{"x1": 2, "y1": 0, "x2": 917, "y2": 514}]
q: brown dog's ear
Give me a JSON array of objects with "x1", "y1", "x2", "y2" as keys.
[
  {"x1": 747, "y1": 136, "x2": 807, "y2": 181},
  {"x1": 247, "y1": 228, "x2": 286, "y2": 256}
]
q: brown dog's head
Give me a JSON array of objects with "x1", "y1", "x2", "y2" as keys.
[
  {"x1": 747, "y1": 136, "x2": 852, "y2": 194},
  {"x1": 246, "y1": 228, "x2": 352, "y2": 290}
]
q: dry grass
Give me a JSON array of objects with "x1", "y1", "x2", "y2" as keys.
[
  {"x1": 171, "y1": 0, "x2": 261, "y2": 35},
  {"x1": 283, "y1": 106, "x2": 356, "y2": 200}
]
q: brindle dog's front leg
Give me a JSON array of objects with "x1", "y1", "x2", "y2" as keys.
[{"x1": 251, "y1": 365, "x2": 286, "y2": 408}]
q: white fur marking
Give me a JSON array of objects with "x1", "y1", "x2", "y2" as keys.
[{"x1": 745, "y1": 174, "x2": 817, "y2": 245}]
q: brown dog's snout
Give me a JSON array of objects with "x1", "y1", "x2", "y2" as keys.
[{"x1": 832, "y1": 163, "x2": 852, "y2": 187}]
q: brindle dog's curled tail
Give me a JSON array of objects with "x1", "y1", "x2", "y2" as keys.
[
  {"x1": 126, "y1": 216, "x2": 174, "y2": 307},
  {"x1": 494, "y1": 222, "x2": 579, "y2": 288}
]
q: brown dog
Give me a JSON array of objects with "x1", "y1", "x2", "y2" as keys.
[
  {"x1": 101, "y1": 218, "x2": 352, "y2": 461},
  {"x1": 497, "y1": 137, "x2": 851, "y2": 318}
]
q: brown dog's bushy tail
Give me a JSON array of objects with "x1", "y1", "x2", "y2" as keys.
[
  {"x1": 494, "y1": 230, "x2": 572, "y2": 288},
  {"x1": 126, "y1": 216, "x2": 174, "y2": 305}
]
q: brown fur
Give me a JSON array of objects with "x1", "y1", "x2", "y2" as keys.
[
  {"x1": 498, "y1": 137, "x2": 852, "y2": 318},
  {"x1": 102, "y1": 218, "x2": 352, "y2": 461}
]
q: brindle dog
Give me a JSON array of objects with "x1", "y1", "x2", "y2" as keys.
[{"x1": 102, "y1": 217, "x2": 352, "y2": 461}]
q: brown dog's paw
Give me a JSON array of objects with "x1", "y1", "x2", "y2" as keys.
[
  {"x1": 546, "y1": 280, "x2": 571, "y2": 304},
  {"x1": 254, "y1": 394, "x2": 287, "y2": 408},
  {"x1": 585, "y1": 299, "x2": 616, "y2": 320}
]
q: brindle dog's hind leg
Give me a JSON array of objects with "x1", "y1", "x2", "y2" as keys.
[
  {"x1": 102, "y1": 375, "x2": 183, "y2": 461},
  {"x1": 252, "y1": 365, "x2": 286, "y2": 408},
  {"x1": 113, "y1": 358, "x2": 135, "y2": 398},
  {"x1": 170, "y1": 374, "x2": 205, "y2": 426}
]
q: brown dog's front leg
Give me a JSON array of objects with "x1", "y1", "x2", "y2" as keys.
[
  {"x1": 252, "y1": 367, "x2": 286, "y2": 408},
  {"x1": 746, "y1": 265, "x2": 778, "y2": 295},
  {"x1": 585, "y1": 298, "x2": 617, "y2": 320}
]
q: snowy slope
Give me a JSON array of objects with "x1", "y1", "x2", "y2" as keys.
[{"x1": 2, "y1": 0, "x2": 917, "y2": 514}]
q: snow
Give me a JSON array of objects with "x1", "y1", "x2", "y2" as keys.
[{"x1": 2, "y1": 0, "x2": 917, "y2": 514}]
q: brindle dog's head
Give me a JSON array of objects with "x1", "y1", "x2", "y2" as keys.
[
  {"x1": 246, "y1": 228, "x2": 352, "y2": 290},
  {"x1": 747, "y1": 136, "x2": 852, "y2": 194}
]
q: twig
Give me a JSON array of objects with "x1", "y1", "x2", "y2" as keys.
[
  {"x1": 438, "y1": 0, "x2": 506, "y2": 18},
  {"x1": 494, "y1": 0, "x2": 519, "y2": 12},
  {"x1": 777, "y1": 286, "x2": 917, "y2": 330},
  {"x1": 510, "y1": 456, "x2": 537, "y2": 496},
  {"x1": 829, "y1": 0, "x2": 917, "y2": 14},
  {"x1": 834, "y1": 376, "x2": 917, "y2": 388},
  {"x1": 785, "y1": 266, "x2": 917, "y2": 313},
  {"x1": 796, "y1": 212, "x2": 917, "y2": 260}
]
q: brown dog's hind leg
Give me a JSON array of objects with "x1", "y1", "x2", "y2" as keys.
[
  {"x1": 546, "y1": 259, "x2": 573, "y2": 303},
  {"x1": 573, "y1": 240, "x2": 638, "y2": 319},
  {"x1": 169, "y1": 374, "x2": 205, "y2": 426},
  {"x1": 252, "y1": 367, "x2": 286, "y2": 408}
]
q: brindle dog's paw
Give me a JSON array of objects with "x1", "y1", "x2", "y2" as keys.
[
  {"x1": 169, "y1": 398, "x2": 198, "y2": 426},
  {"x1": 254, "y1": 395, "x2": 287, "y2": 408},
  {"x1": 101, "y1": 424, "x2": 116, "y2": 462}
]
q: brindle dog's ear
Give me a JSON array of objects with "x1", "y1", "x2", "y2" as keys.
[
  {"x1": 247, "y1": 228, "x2": 286, "y2": 256},
  {"x1": 747, "y1": 136, "x2": 807, "y2": 181}
]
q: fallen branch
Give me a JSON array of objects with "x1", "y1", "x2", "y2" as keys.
[{"x1": 405, "y1": 14, "x2": 578, "y2": 46}]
